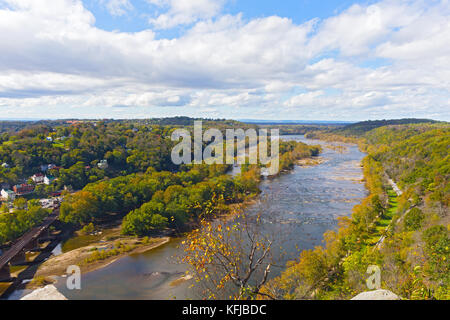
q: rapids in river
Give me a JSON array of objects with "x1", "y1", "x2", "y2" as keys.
[{"x1": 11, "y1": 135, "x2": 367, "y2": 300}]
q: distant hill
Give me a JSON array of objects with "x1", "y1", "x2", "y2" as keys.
[
  {"x1": 0, "y1": 117, "x2": 247, "y2": 133},
  {"x1": 144, "y1": 117, "x2": 244, "y2": 127},
  {"x1": 240, "y1": 119, "x2": 354, "y2": 125},
  {"x1": 337, "y1": 118, "x2": 439, "y2": 135},
  {"x1": 0, "y1": 120, "x2": 37, "y2": 133}
]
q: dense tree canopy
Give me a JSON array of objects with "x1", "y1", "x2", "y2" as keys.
[
  {"x1": 267, "y1": 123, "x2": 449, "y2": 300},
  {"x1": 0, "y1": 199, "x2": 51, "y2": 245}
]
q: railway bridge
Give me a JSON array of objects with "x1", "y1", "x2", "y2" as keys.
[{"x1": 0, "y1": 209, "x2": 59, "y2": 282}]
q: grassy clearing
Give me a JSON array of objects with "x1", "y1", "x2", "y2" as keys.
[
  {"x1": 368, "y1": 188, "x2": 398, "y2": 245},
  {"x1": 379, "y1": 189, "x2": 398, "y2": 229},
  {"x1": 84, "y1": 241, "x2": 136, "y2": 263},
  {"x1": 62, "y1": 227, "x2": 121, "y2": 252}
]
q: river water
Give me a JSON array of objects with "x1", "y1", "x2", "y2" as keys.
[{"x1": 15, "y1": 135, "x2": 367, "y2": 300}]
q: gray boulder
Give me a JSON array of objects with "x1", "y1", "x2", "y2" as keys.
[
  {"x1": 21, "y1": 285, "x2": 67, "y2": 300},
  {"x1": 351, "y1": 289, "x2": 401, "y2": 300}
]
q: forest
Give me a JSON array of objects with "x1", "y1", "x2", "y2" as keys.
[
  {"x1": 265, "y1": 122, "x2": 449, "y2": 300},
  {"x1": 0, "y1": 199, "x2": 51, "y2": 244},
  {"x1": 60, "y1": 139, "x2": 321, "y2": 237},
  {"x1": 0, "y1": 119, "x2": 321, "y2": 245},
  {"x1": 3, "y1": 117, "x2": 447, "y2": 300}
]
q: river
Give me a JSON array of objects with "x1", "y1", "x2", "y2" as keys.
[{"x1": 14, "y1": 135, "x2": 367, "y2": 300}]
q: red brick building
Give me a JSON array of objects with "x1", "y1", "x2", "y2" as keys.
[{"x1": 13, "y1": 184, "x2": 35, "y2": 195}]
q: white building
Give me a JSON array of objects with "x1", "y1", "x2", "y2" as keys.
[
  {"x1": 97, "y1": 159, "x2": 108, "y2": 170},
  {"x1": 31, "y1": 173, "x2": 45, "y2": 184},
  {"x1": 43, "y1": 176, "x2": 55, "y2": 185},
  {"x1": 1, "y1": 189, "x2": 15, "y2": 201}
]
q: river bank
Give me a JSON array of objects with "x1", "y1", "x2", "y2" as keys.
[
  {"x1": 7, "y1": 135, "x2": 364, "y2": 300},
  {"x1": 29, "y1": 154, "x2": 321, "y2": 286},
  {"x1": 29, "y1": 235, "x2": 171, "y2": 285},
  {"x1": 41, "y1": 135, "x2": 366, "y2": 300},
  {"x1": 20, "y1": 191, "x2": 261, "y2": 294}
]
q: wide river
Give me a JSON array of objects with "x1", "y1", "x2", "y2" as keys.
[{"x1": 16, "y1": 135, "x2": 367, "y2": 300}]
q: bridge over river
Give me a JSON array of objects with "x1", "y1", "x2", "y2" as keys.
[{"x1": 0, "y1": 209, "x2": 59, "y2": 282}]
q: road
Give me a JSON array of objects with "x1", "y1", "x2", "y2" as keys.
[{"x1": 388, "y1": 178, "x2": 402, "y2": 196}]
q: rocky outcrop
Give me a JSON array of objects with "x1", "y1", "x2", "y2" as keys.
[
  {"x1": 21, "y1": 285, "x2": 67, "y2": 300},
  {"x1": 351, "y1": 289, "x2": 401, "y2": 300}
]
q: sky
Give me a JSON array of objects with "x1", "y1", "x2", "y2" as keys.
[{"x1": 0, "y1": 0, "x2": 449, "y2": 121}]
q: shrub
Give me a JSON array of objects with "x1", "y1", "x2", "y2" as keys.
[
  {"x1": 80, "y1": 222, "x2": 95, "y2": 235},
  {"x1": 403, "y1": 208, "x2": 424, "y2": 231},
  {"x1": 422, "y1": 225, "x2": 450, "y2": 282}
]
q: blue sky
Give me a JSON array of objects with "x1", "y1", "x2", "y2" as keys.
[
  {"x1": 87, "y1": 0, "x2": 375, "y2": 33},
  {"x1": 0, "y1": 0, "x2": 449, "y2": 121}
]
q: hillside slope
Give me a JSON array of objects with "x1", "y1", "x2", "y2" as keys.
[{"x1": 264, "y1": 122, "x2": 449, "y2": 300}]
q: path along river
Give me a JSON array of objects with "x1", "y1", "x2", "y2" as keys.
[{"x1": 16, "y1": 135, "x2": 367, "y2": 299}]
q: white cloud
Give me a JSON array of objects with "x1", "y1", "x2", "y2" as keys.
[
  {"x1": 0, "y1": 0, "x2": 449, "y2": 120},
  {"x1": 101, "y1": 0, "x2": 133, "y2": 16},
  {"x1": 308, "y1": 1, "x2": 421, "y2": 57},
  {"x1": 147, "y1": 0, "x2": 225, "y2": 29}
]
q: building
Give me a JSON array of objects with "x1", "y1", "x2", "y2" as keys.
[
  {"x1": 31, "y1": 173, "x2": 45, "y2": 184},
  {"x1": 13, "y1": 184, "x2": 34, "y2": 195},
  {"x1": 1, "y1": 162, "x2": 9, "y2": 168},
  {"x1": 41, "y1": 164, "x2": 57, "y2": 171},
  {"x1": 97, "y1": 159, "x2": 108, "y2": 170},
  {"x1": 1, "y1": 189, "x2": 15, "y2": 201},
  {"x1": 44, "y1": 175, "x2": 56, "y2": 185},
  {"x1": 39, "y1": 198, "x2": 61, "y2": 209}
]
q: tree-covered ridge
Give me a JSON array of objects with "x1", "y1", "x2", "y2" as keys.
[
  {"x1": 335, "y1": 119, "x2": 438, "y2": 135},
  {"x1": 265, "y1": 123, "x2": 449, "y2": 300},
  {"x1": 0, "y1": 121, "x2": 36, "y2": 133},
  {"x1": 258, "y1": 124, "x2": 337, "y2": 136},
  {"x1": 0, "y1": 121, "x2": 178, "y2": 189},
  {"x1": 305, "y1": 118, "x2": 442, "y2": 142},
  {"x1": 0, "y1": 117, "x2": 252, "y2": 134},
  {"x1": 0, "y1": 118, "x2": 259, "y2": 193},
  {"x1": 365, "y1": 124, "x2": 449, "y2": 211}
]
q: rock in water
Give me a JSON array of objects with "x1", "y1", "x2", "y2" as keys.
[
  {"x1": 21, "y1": 285, "x2": 67, "y2": 300},
  {"x1": 351, "y1": 289, "x2": 400, "y2": 300}
]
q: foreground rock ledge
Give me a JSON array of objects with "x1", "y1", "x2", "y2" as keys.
[
  {"x1": 20, "y1": 286, "x2": 400, "y2": 301},
  {"x1": 351, "y1": 289, "x2": 401, "y2": 300},
  {"x1": 21, "y1": 285, "x2": 67, "y2": 300}
]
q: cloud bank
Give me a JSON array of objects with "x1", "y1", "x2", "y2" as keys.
[{"x1": 0, "y1": 0, "x2": 449, "y2": 120}]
